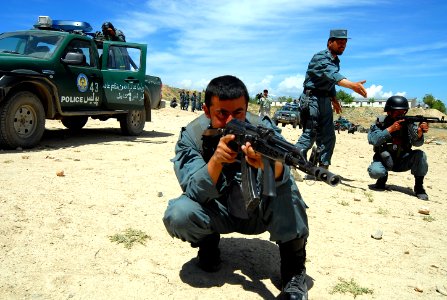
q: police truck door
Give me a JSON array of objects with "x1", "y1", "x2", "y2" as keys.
[
  {"x1": 101, "y1": 42, "x2": 146, "y2": 110},
  {"x1": 57, "y1": 38, "x2": 104, "y2": 109}
]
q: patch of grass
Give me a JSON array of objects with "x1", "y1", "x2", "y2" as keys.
[
  {"x1": 339, "y1": 200, "x2": 350, "y2": 206},
  {"x1": 109, "y1": 228, "x2": 151, "y2": 249},
  {"x1": 423, "y1": 216, "x2": 435, "y2": 222},
  {"x1": 364, "y1": 191, "x2": 374, "y2": 202},
  {"x1": 376, "y1": 207, "x2": 389, "y2": 216},
  {"x1": 3, "y1": 160, "x2": 14, "y2": 163},
  {"x1": 330, "y1": 277, "x2": 374, "y2": 298},
  {"x1": 341, "y1": 187, "x2": 355, "y2": 193}
]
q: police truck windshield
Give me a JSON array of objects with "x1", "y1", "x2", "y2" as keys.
[{"x1": 0, "y1": 31, "x2": 63, "y2": 58}]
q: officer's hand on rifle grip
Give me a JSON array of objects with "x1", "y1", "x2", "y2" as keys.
[
  {"x1": 387, "y1": 119, "x2": 404, "y2": 133},
  {"x1": 241, "y1": 142, "x2": 263, "y2": 170},
  {"x1": 211, "y1": 134, "x2": 238, "y2": 165}
]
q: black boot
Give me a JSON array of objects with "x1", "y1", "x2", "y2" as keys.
[
  {"x1": 278, "y1": 238, "x2": 308, "y2": 300},
  {"x1": 414, "y1": 176, "x2": 429, "y2": 200},
  {"x1": 191, "y1": 233, "x2": 222, "y2": 272},
  {"x1": 372, "y1": 174, "x2": 387, "y2": 191}
]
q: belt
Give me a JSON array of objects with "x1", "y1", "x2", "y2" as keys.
[{"x1": 304, "y1": 89, "x2": 330, "y2": 97}]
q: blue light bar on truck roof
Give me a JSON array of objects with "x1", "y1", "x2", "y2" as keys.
[{"x1": 34, "y1": 16, "x2": 93, "y2": 33}]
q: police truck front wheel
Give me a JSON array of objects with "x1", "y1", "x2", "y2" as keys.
[
  {"x1": 119, "y1": 108, "x2": 146, "y2": 135},
  {"x1": 0, "y1": 91, "x2": 45, "y2": 149}
]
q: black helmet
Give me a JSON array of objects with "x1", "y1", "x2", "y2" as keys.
[
  {"x1": 384, "y1": 96, "x2": 409, "y2": 112},
  {"x1": 102, "y1": 22, "x2": 115, "y2": 31}
]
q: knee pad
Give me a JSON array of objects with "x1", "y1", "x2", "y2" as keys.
[{"x1": 368, "y1": 165, "x2": 387, "y2": 179}]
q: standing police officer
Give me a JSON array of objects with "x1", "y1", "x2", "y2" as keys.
[
  {"x1": 296, "y1": 29, "x2": 367, "y2": 168},
  {"x1": 367, "y1": 96, "x2": 429, "y2": 200},
  {"x1": 184, "y1": 90, "x2": 190, "y2": 111},
  {"x1": 179, "y1": 90, "x2": 185, "y2": 110},
  {"x1": 191, "y1": 91, "x2": 197, "y2": 112},
  {"x1": 258, "y1": 89, "x2": 273, "y2": 117}
]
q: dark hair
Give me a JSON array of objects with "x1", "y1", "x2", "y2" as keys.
[
  {"x1": 204, "y1": 75, "x2": 249, "y2": 108},
  {"x1": 327, "y1": 37, "x2": 336, "y2": 46}
]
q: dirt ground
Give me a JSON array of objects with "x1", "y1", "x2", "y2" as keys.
[{"x1": 1, "y1": 106, "x2": 446, "y2": 299}]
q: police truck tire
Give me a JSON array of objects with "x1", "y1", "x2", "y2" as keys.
[
  {"x1": 120, "y1": 108, "x2": 146, "y2": 135},
  {"x1": 61, "y1": 116, "x2": 88, "y2": 131},
  {"x1": 0, "y1": 91, "x2": 45, "y2": 149}
]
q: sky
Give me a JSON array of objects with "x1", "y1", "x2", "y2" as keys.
[{"x1": 2, "y1": 0, "x2": 447, "y2": 104}]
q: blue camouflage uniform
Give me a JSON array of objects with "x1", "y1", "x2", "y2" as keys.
[
  {"x1": 163, "y1": 113, "x2": 309, "y2": 244},
  {"x1": 190, "y1": 93, "x2": 197, "y2": 112},
  {"x1": 296, "y1": 49, "x2": 345, "y2": 166},
  {"x1": 184, "y1": 92, "x2": 190, "y2": 110},
  {"x1": 367, "y1": 116, "x2": 428, "y2": 179}
]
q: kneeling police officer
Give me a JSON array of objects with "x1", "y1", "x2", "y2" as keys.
[{"x1": 367, "y1": 96, "x2": 429, "y2": 200}]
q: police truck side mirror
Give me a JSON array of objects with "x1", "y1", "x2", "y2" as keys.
[{"x1": 60, "y1": 52, "x2": 85, "y2": 65}]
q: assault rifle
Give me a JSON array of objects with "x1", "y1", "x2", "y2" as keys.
[
  {"x1": 398, "y1": 115, "x2": 446, "y2": 124},
  {"x1": 203, "y1": 119, "x2": 340, "y2": 214}
]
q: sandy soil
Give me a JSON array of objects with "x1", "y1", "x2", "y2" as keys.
[{"x1": 1, "y1": 106, "x2": 446, "y2": 300}]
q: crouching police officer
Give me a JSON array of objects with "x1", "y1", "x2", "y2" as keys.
[
  {"x1": 163, "y1": 75, "x2": 309, "y2": 299},
  {"x1": 367, "y1": 96, "x2": 429, "y2": 200}
]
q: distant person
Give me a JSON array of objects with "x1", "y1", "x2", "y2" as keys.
[
  {"x1": 196, "y1": 92, "x2": 203, "y2": 111},
  {"x1": 170, "y1": 97, "x2": 178, "y2": 108},
  {"x1": 367, "y1": 96, "x2": 429, "y2": 200},
  {"x1": 101, "y1": 22, "x2": 126, "y2": 42},
  {"x1": 179, "y1": 90, "x2": 186, "y2": 110},
  {"x1": 258, "y1": 89, "x2": 272, "y2": 117},
  {"x1": 296, "y1": 29, "x2": 367, "y2": 169},
  {"x1": 184, "y1": 91, "x2": 190, "y2": 111},
  {"x1": 190, "y1": 91, "x2": 197, "y2": 112}
]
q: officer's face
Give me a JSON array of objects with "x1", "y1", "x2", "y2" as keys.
[
  {"x1": 388, "y1": 109, "x2": 407, "y2": 118},
  {"x1": 204, "y1": 95, "x2": 247, "y2": 128},
  {"x1": 102, "y1": 27, "x2": 114, "y2": 36},
  {"x1": 329, "y1": 38, "x2": 347, "y2": 55}
]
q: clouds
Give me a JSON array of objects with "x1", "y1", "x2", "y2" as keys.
[
  {"x1": 8, "y1": 0, "x2": 442, "y2": 101},
  {"x1": 277, "y1": 75, "x2": 305, "y2": 96},
  {"x1": 41, "y1": 2, "x2": 447, "y2": 102},
  {"x1": 353, "y1": 84, "x2": 406, "y2": 100}
]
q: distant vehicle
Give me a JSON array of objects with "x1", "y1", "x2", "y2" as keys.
[
  {"x1": 0, "y1": 16, "x2": 162, "y2": 149},
  {"x1": 272, "y1": 103, "x2": 301, "y2": 128},
  {"x1": 334, "y1": 117, "x2": 358, "y2": 133}
]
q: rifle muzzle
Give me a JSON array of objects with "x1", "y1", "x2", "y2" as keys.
[{"x1": 313, "y1": 168, "x2": 341, "y2": 186}]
